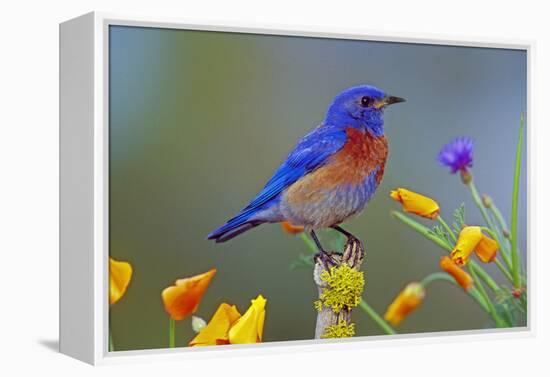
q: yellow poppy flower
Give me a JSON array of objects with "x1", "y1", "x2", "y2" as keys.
[
  {"x1": 189, "y1": 303, "x2": 241, "y2": 346},
  {"x1": 189, "y1": 294, "x2": 267, "y2": 346},
  {"x1": 161, "y1": 268, "x2": 216, "y2": 320},
  {"x1": 280, "y1": 221, "x2": 304, "y2": 234},
  {"x1": 390, "y1": 188, "x2": 440, "y2": 219},
  {"x1": 451, "y1": 226, "x2": 482, "y2": 266},
  {"x1": 440, "y1": 256, "x2": 473, "y2": 290},
  {"x1": 228, "y1": 294, "x2": 266, "y2": 344},
  {"x1": 109, "y1": 257, "x2": 133, "y2": 305},
  {"x1": 474, "y1": 233, "x2": 499, "y2": 263},
  {"x1": 384, "y1": 282, "x2": 425, "y2": 326}
]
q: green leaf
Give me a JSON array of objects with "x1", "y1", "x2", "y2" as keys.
[
  {"x1": 510, "y1": 114, "x2": 525, "y2": 288},
  {"x1": 289, "y1": 253, "x2": 315, "y2": 270},
  {"x1": 431, "y1": 225, "x2": 453, "y2": 246},
  {"x1": 392, "y1": 211, "x2": 452, "y2": 252},
  {"x1": 494, "y1": 287, "x2": 527, "y2": 326},
  {"x1": 452, "y1": 203, "x2": 465, "y2": 234}
]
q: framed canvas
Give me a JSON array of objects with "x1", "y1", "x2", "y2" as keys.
[{"x1": 59, "y1": 12, "x2": 533, "y2": 365}]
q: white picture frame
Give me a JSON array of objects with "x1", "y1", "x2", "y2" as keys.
[{"x1": 59, "y1": 11, "x2": 534, "y2": 365}]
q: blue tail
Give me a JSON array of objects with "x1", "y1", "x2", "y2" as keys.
[{"x1": 207, "y1": 212, "x2": 264, "y2": 243}]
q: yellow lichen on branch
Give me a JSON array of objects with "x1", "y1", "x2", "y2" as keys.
[
  {"x1": 321, "y1": 320, "x2": 356, "y2": 338},
  {"x1": 313, "y1": 236, "x2": 365, "y2": 339},
  {"x1": 314, "y1": 264, "x2": 364, "y2": 313}
]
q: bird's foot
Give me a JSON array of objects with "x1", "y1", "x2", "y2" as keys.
[
  {"x1": 342, "y1": 236, "x2": 365, "y2": 268},
  {"x1": 314, "y1": 251, "x2": 338, "y2": 270},
  {"x1": 331, "y1": 225, "x2": 364, "y2": 263}
]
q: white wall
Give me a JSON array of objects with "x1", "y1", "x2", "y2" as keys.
[{"x1": 1, "y1": 0, "x2": 548, "y2": 375}]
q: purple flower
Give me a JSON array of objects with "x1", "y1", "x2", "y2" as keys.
[{"x1": 437, "y1": 137, "x2": 474, "y2": 173}]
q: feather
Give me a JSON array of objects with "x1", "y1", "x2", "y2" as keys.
[{"x1": 207, "y1": 125, "x2": 347, "y2": 242}]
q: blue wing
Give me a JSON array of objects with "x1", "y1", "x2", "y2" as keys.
[
  {"x1": 208, "y1": 125, "x2": 347, "y2": 242},
  {"x1": 245, "y1": 125, "x2": 347, "y2": 211}
]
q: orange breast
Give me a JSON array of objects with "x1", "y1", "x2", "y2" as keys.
[
  {"x1": 284, "y1": 127, "x2": 388, "y2": 205},
  {"x1": 324, "y1": 127, "x2": 388, "y2": 186}
]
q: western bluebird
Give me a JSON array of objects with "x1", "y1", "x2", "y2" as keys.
[{"x1": 208, "y1": 85, "x2": 405, "y2": 258}]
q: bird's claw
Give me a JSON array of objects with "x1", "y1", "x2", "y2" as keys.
[
  {"x1": 314, "y1": 251, "x2": 338, "y2": 270},
  {"x1": 342, "y1": 235, "x2": 365, "y2": 268}
]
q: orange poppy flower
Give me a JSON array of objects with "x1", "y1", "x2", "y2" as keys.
[
  {"x1": 189, "y1": 303, "x2": 241, "y2": 346},
  {"x1": 390, "y1": 188, "x2": 440, "y2": 219},
  {"x1": 474, "y1": 233, "x2": 499, "y2": 263},
  {"x1": 109, "y1": 257, "x2": 133, "y2": 305},
  {"x1": 440, "y1": 256, "x2": 473, "y2": 290},
  {"x1": 161, "y1": 268, "x2": 216, "y2": 320},
  {"x1": 228, "y1": 294, "x2": 266, "y2": 344},
  {"x1": 451, "y1": 226, "x2": 482, "y2": 266},
  {"x1": 189, "y1": 294, "x2": 267, "y2": 346},
  {"x1": 384, "y1": 282, "x2": 425, "y2": 326},
  {"x1": 280, "y1": 221, "x2": 305, "y2": 234}
]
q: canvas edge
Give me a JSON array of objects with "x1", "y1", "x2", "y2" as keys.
[
  {"x1": 525, "y1": 40, "x2": 535, "y2": 340},
  {"x1": 59, "y1": 11, "x2": 97, "y2": 365},
  {"x1": 59, "y1": 10, "x2": 536, "y2": 366},
  {"x1": 98, "y1": 10, "x2": 534, "y2": 49}
]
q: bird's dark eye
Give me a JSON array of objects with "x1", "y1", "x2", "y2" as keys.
[{"x1": 360, "y1": 96, "x2": 372, "y2": 107}]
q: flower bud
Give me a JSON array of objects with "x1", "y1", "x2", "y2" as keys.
[
  {"x1": 460, "y1": 169, "x2": 472, "y2": 185},
  {"x1": 390, "y1": 188, "x2": 440, "y2": 219},
  {"x1": 481, "y1": 194, "x2": 492, "y2": 208},
  {"x1": 512, "y1": 287, "x2": 524, "y2": 299},
  {"x1": 440, "y1": 256, "x2": 473, "y2": 291},
  {"x1": 191, "y1": 316, "x2": 207, "y2": 333},
  {"x1": 384, "y1": 282, "x2": 425, "y2": 326}
]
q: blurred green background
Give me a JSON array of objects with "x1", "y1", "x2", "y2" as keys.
[{"x1": 108, "y1": 25, "x2": 527, "y2": 351}]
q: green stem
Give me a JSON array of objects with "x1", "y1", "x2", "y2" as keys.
[
  {"x1": 420, "y1": 272, "x2": 455, "y2": 287},
  {"x1": 494, "y1": 258, "x2": 513, "y2": 283},
  {"x1": 470, "y1": 262, "x2": 500, "y2": 293},
  {"x1": 169, "y1": 318, "x2": 176, "y2": 348},
  {"x1": 358, "y1": 299, "x2": 396, "y2": 335},
  {"x1": 468, "y1": 264, "x2": 508, "y2": 327},
  {"x1": 437, "y1": 215, "x2": 457, "y2": 242},
  {"x1": 510, "y1": 114, "x2": 525, "y2": 288},
  {"x1": 467, "y1": 180, "x2": 498, "y2": 233},
  {"x1": 468, "y1": 288, "x2": 490, "y2": 313},
  {"x1": 488, "y1": 203, "x2": 511, "y2": 242},
  {"x1": 394, "y1": 212, "x2": 503, "y2": 290},
  {"x1": 487, "y1": 212, "x2": 513, "y2": 270},
  {"x1": 109, "y1": 325, "x2": 114, "y2": 352},
  {"x1": 392, "y1": 212, "x2": 504, "y2": 296},
  {"x1": 466, "y1": 180, "x2": 513, "y2": 273},
  {"x1": 419, "y1": 272, "x2": 489, "y2": 313},
  {"x1": 392, "y1": 211, "x2": 452, "y2": 251}
]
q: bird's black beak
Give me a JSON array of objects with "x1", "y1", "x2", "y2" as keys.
[{"x1": 385, "y1": 96, "x2": 406, "y2": 106}]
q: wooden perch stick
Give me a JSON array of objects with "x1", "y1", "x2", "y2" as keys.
[{"x1": 313, "y1": 237, "x2": 365, "y2": 339}]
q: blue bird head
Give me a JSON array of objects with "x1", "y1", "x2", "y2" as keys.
[{"x1": 324, "y1": 85, "x2": 405, "y2": 137}]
